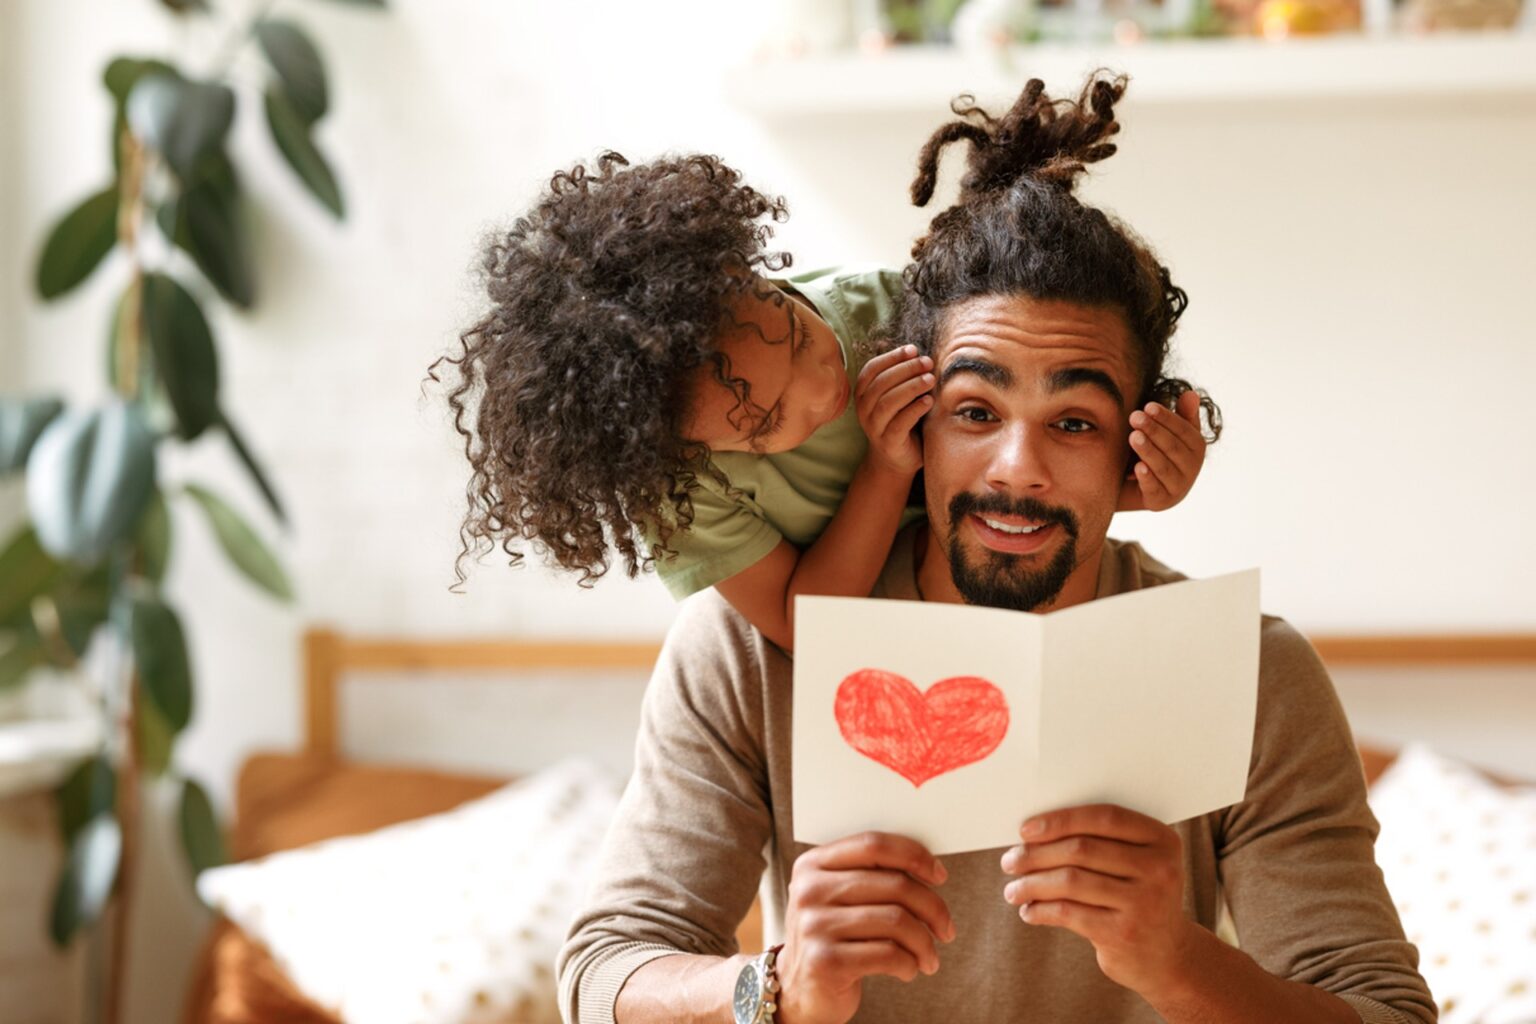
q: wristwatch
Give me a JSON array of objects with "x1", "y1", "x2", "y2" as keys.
[{"x1": 732, "y1": 943, "x2": 784, "y2": 1024}]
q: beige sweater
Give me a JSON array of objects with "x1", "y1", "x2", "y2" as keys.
[{"x1": 558, "y1": 533, "x2": 1438, "y2": 1023}]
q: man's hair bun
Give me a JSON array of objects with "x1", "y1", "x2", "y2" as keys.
[{"x1": 910, "y1": 70, "x2": 1128, "y2": 209}]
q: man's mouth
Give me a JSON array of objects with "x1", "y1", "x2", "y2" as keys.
[
  {"x1": 979, "y1": 516, "x2": 1048, "y2": 535},
  {"x1": 969, "y1": 515, "x2": 1057, "y2": 554}
]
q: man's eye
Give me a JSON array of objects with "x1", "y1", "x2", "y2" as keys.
[
  {"x1": 957, "y1": 406, "x2": 995, "y2": 423},
  {"x1": 1056, "y1": 418, "x2": 1095, "y2": 434}
]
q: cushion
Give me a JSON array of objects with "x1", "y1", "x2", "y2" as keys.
[
  {"x1": 197, "y1": 758, "x2": 621, "y2": 1024},
  {"x1": 1367, "y1": 743, "x2": 1536, "y2": 1024}
]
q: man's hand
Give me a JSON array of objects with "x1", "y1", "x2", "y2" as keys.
[
  {"x1": 777, "y1": 832, "x2": 955, "y2": 1024},
  {"x1": 855, "y1": 345, "x2": 934, "y2": 478},
  {"x1": 1000, "y1": 804, "x2": 1199, "y2": 999},
  {"x1": 1117, "y1": 389, "x2": 1207, "y2": 512}
]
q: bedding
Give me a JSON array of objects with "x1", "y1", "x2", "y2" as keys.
[{"x1": 196, "y1": 759, "x2": 620, "y2": 1024}]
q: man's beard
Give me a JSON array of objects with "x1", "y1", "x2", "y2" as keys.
[{"x1": 946, "y1": 492, "x2": 1080, "y2": 612}]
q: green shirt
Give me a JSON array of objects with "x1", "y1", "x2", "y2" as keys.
[{"x1": 651, "y1": 265, "x2": 922, "y2": 599}]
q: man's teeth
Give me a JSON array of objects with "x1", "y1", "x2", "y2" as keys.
[{"x1": 982, "y1": 517, "x2": 1047, "y2": 535}]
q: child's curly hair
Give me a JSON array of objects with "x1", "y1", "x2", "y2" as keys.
[{"x1": 428, "y1": 152, "x2": 791, "y2": 588}]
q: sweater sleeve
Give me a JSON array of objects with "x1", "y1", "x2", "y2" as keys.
[
  {"x1": 1216, "y1": 618, "x2": 1439, "y2": 1024},
  {"x1": 556, "y1": 593, "x2": 774, "y2": 1024}
]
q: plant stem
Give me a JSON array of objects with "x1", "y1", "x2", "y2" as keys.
[
  {"x1": 114, "y1": 127, "x2": 145, "y2": 401},
  {"x1": 102, "y1": 660, "x2": 142, "y2": 1024}
]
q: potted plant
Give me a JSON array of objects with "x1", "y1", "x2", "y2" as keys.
[{"x1": 0, "y1": 0, "x2": 385, "y2": 1018}]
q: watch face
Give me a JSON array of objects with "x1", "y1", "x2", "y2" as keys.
[{"x1": 732, "y1": 961, "x2": 760, "y2": 1024}]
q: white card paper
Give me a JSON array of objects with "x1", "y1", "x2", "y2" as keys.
[{"x1": 792, "y1": 570, "x2": 1260, "y2": 855}]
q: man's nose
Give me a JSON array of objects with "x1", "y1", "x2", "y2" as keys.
[{"x1": 985, "y1": 422, "x2": 1053, "y2": 493}]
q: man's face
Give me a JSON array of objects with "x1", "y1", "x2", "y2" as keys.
[{"x1": 921, "y1": 294, "x2": 1138, "y2": 612}]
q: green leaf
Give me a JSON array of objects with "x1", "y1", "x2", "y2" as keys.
[
  {"x1": 128, "y1": 594, "x2": 193, "y2": 732},
  {"x1": 141, "y1": 272, "x2": 220, "y2": 440},
  {"x1": 49, "y1": 815, "x2": 121, "y2": 948},
  {"x1": 136, "y1": 489, "x2": 172, "y2": 584},
  {"x1": 35, "y1": 188, "x2": 118, "y2": 301},
  {"x1": 105, "y1": 58, "x2": 179, "y2": 177},
  {"x1": 55, "y1": 756, "x2": 117, "y2": 846},
  {"x1": 256, "y1": 19, "x2": 328, "y2": 124},
  {"x1": 51, "y1": 569, "x2": 114, "y2": 658},
  {"x1": 263, "y1": 86, "x2": 344, "y2": 218},
  {"x1": 135, "y1": 695, "x2": 175, "y2": 776},
  {"x1": 105, "y1": 58, "x2": 179, "y2": 105},
  {"x1": 0, "y1": 527, "x2": 65, "y2": 627},
  {"x1": 0, "y1": 397, "x2": 66, "y2": 476},
  {"x1": 220, "y1": 413, "x2": 287, "y2": 527},
  {"x1": 178, "y1": 778, "x2": 225, "y2": 878},
  {"x1": 127, "y1": 74, "x2": 235, "y2": 182},
  {"x1": 25, "y1": 402, "x2": 157, "y2": 567},
  {"x1": 158, "y1": 174, "x2": 256, "y2": 309},
  {"x1": 183, "y1": 484, "x2": 294, "y2": 601}
]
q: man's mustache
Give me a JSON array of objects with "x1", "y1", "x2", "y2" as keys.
[{"x1": 948, "y1": 492, "x2": 1080, "y2": 539}]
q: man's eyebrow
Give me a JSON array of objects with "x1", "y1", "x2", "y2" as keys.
[
  {"x1": 939, "y1": 357, "x2": 1012, "y2": 389},
  {"x1": 1047, "y1": 367, "x2": 1125, "y2": 409}
]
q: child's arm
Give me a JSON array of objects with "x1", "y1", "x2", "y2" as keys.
[
  {"x1": 715, "y1": 346, "x2": 933, "y2": 651},
  {"x1": 1116, "y1": 388, "x2": 1207, "y2": 512}
]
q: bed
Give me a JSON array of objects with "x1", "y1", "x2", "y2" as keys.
[{"x1": 179, "y1": 628, "x2": 1536, "y2": 1024}]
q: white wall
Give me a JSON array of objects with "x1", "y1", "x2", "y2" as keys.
[{"x1": 5, "y1": 3, "x2": 1535, "y2": 1022}]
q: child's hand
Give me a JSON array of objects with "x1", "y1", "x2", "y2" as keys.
[
  {"x1": 856, "y1": 345, "x2": 934, "y2": 477},
  {"x1": 1118, "y1": 389, "x2": 1206, "y2": 512}
]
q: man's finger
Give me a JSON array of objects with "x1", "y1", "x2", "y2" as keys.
[
  {"x1": 811, "y1": 904, "x2": 943, "y2": 974},
  {"x1": 1020, "y1": 804, "x2": 1166, "y2": 846},
  {"x1": 807, "y1": 832, "x2": 948, "y2": 886},
  {"x1": 809, "y1": 938, "x2": 925, "y2": 986},
  {"x1": 1020, "y1": 898, "x2": 1116, "y2": 936},
  {"x1": 820, "y1": 868, "x2": 955, "y2": 943},
  {"x1": 1000, "y1": 836, "x2": 1139, "y2": 881},
  {"x1": 1004, "y1": 865, "x2": 1132, "y2": 911}
]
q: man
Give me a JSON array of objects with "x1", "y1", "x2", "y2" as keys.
[{"x1": 558, "y1": 73, "x2": 1437, "y2": 1024}]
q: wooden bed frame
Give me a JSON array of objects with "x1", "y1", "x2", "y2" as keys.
[{"x1": 299, "y1": 626, "x2": 1536, "y2": 759}]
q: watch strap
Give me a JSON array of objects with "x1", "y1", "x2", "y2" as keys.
[{"x1": 759, "y1": 944, "x2": 785, "y2": 1022}]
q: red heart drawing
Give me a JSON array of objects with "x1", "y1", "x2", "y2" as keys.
[{"x1": 833, "y1": 669, "x2": 1010, "y2": 788}]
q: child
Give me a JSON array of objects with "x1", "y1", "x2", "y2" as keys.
[{"x1": 434, "y1": 81, "x2": 1212, "y2": 651}]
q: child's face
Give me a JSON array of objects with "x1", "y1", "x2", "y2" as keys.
[{"x1": 681, "y1": 284, "x2": 850, "y2": 454}]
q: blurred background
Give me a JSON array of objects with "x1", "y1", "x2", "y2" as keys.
[{"x1": 2, "y1": 2, "x2": 1534, "y2": 1024}]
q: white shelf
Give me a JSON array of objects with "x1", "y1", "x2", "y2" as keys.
[{"x1": 726, "y1": 34, "x2": 1536, "y2": 117}]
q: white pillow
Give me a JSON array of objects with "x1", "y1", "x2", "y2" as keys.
[
  {"x1": 1367, "y1": 743, "x2": 1536, "y2": 1024},
  {"x1": 197, "y1": 758, "x2": 620, "y2": 1024}
]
